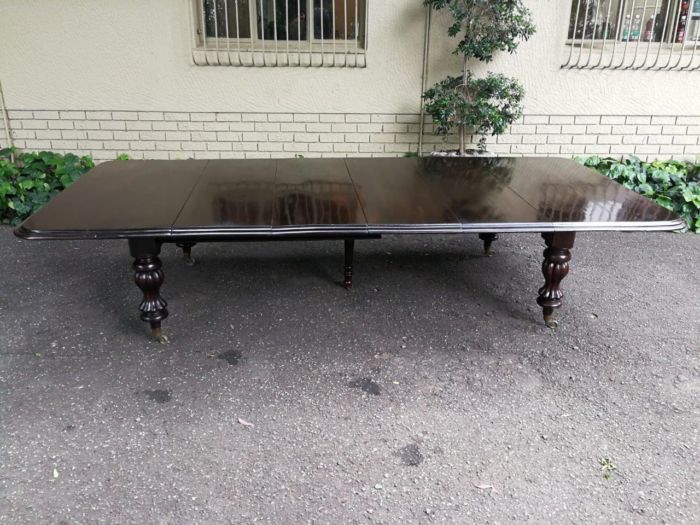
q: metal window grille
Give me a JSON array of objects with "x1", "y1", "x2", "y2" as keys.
[
  {"x1": 192, "y1": 0, "x2": 368, "y2": 67},
  {"x1": 563, "y1": 0, "x2": 700, "y2": 69}
]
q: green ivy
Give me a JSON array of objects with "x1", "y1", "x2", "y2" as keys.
[
  {"x1": 577, "y1": 155, "x2": 700, "y2": 233},
  {"x1": 0, "y1": 147, "x2": 95, "y2": 225}
]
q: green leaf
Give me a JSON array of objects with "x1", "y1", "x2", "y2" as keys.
[
  {"x1": 681, "y1": 186, "x2": 700, "y2": 206},
  {"x1": 585, "y1": 156, "x2": 601, "y2": 167},
  {"x1": 0, "y1": 147, "x2": 15, "y2": 159},
  {"x1": 654, "y1": 195, "x2": 674, "y2": 210},
  {"x1": 637, "y1": 183, "x2": 654, "y2": 196}
]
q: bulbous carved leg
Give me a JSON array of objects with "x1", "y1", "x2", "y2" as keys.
[
  {"x1": 479, "y1": 233, "x2": 499, "y2": 255},
  {"x1": 344, "y1": 239, "x2": 354, "y2": 289},
  {"x1": 176, "y1": 242, "x2": 196, "y2": 266},
  {"x1": 129, "y1": 239, "x2": 168, "y2": 339},
  {"x1": 537, "y1": 232, "x2": 576, "y2": 328}
]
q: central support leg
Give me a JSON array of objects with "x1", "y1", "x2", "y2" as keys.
[
  {"x1": 478, "y1": 233, "x2": 499, "y2": 255},
  {"x1": 537, "y1": 232, "x2": 575, "y2": 328},
  {"x1": 176, "y1": 242, "x2": 197, "y2": 266},
  {"x1": 129, "y1": 239, "x2": 169, "y2": 340},
  {"x1": 344, "y1": 239, "x2": 354, "y2": 289}
]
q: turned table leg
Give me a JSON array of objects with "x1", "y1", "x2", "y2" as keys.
[
  {"x1": 344, "y1": 239, "x2": 354, "y2": 288},
  {"x1": 129, "y1": 239, "x2": 168, "y2": 339},
  {"x1": 537, "y1": 232, "x2": 576, "y2": 328},
  {"x1": 176, "y1": 242, "x2": 197, "y2": 266},
  {"x1": 478, "y1": 233, "x2": 499, "y2": 255}
]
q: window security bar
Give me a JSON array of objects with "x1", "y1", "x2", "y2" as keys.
[
  {"x1": 563, "y1": 0, "x2": 700, "y2": 70},
  {"x1": 192, "y1": 0, "x2": 368, "y2": 67}
]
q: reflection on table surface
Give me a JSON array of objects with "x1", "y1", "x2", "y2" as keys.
[{"x1": 18, "y1": 157, "x2": 683, "y2": 238}]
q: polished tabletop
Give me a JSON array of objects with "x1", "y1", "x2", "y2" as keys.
[{"x1": 15, "y1": 157, "x2": 685, "y2": 240}]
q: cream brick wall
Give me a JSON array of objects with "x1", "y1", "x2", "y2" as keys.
[{"x1": 3, "y1": 111, "x2": 700, "y2": 162}]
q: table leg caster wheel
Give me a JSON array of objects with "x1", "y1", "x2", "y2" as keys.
[
  {"x1": 177, "y1": 243, "x2": 196, "y2": 266},
  {"x1": 151, "y1": 325, "x2": 170, "y2": 344},
  {"x1": 479, "y1": 233, "x2": 498, "y2": 257},
  {"x1": 544, "y1": 316, "x2": 559, "y2": 329}
]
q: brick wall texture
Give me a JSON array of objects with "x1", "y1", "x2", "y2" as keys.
[{"x1": 3, "y1": 110, "x2": 700, "y2": 162}]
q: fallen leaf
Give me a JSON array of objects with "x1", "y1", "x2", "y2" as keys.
[{"x1": 238, "y1": 417, "x2": 255, "y2": 428}]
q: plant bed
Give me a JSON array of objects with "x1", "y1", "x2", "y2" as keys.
[
  {"x1": 577, "y1": 155, "x2": 700, "y2": 233},
  {"x1": 0, "y1": 148, "x2": 95, "y2": 226},
  {"x1": 429, "y1": 148, "x2": 495, "y2": 157}
]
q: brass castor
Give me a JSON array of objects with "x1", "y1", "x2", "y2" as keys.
[
  {"x1": 151, "y1": 324, "x2": 170, "y2": 344},
  {"x1": 543, "y1": 314, "x2": 559, "y2": 329}
]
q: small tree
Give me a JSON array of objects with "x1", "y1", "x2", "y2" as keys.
[{"x1": 423, "y1": 0, "x2": 535, "y2": 154}]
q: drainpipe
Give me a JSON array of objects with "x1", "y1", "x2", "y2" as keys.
[
  {"x1": 418, "y1": 5, "x2": 432, "y2": 157},
  {"x1": 0, "y1": 79, "x2": 14, "y2": 162}
]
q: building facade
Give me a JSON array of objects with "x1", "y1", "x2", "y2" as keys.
[{"x1": 1, "y1": 0, "x2": 699, "y2": 162}]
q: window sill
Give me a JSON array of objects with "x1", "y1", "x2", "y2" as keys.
[
  {"x1": 562, "y1": 41, "x2": 700, "y2": 70},
  {"x1": 192, "y1": 42, "x2": 367, "y2": 67}
]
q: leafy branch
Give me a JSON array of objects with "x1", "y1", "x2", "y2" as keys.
[{"x1": 423, "y1": 0, "x2": 535, "y2": 153}]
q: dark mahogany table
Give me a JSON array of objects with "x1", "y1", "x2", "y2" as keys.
[{"x1": 15, "y1": 157, "x2": 684, "y2": 339}]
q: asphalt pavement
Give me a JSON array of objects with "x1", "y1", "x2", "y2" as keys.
[{"x1": 0, "y1": 226, "x2": 698, "y2": 524}]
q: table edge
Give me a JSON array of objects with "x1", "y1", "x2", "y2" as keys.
[{"x1": 14, "y1": 218, "x2": 686, "y2": 241}]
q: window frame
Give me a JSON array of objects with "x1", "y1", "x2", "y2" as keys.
[
  {"x1": 191, "y1": 0, "x2": 368, "y2": 66},
  {"x1": 565, "y1": 0, "x2": 697, "y2": 44},
  {"x1": 562, "y1": 0, "x2": 700, "y2": 70}
]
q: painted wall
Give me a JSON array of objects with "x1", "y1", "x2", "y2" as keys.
[{"x1": 1, "y1": 0, "x2": 698, "y2": 116}]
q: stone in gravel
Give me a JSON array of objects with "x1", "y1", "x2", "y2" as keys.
[
  {"x1": 217, "y1": 349, "x2": 242, "y2": 365},
  {"x1": 398, "y1": 444, "x2": 424, "y2": 466},
  {"x1": 349, "y1": 377, "x2": 382, "y2": 395},
  {"x1": 143, "y1": 390, "x2": 171, "y2": 403}
]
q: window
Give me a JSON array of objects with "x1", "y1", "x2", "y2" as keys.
[
  {"x1": 563, "y1": 0, "x2": 700, "y2": 70},
  {"x1": 192, "y1": 0, "x2": 368, "y2": 67}
]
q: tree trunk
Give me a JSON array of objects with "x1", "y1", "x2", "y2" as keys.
[{"x1": 459, "y1": 57, "x2": 468, "y2": 156}]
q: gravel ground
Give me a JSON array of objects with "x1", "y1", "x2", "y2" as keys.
[{"x1": 0, "y1": 226, "x2": 698, "y2": 524}]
